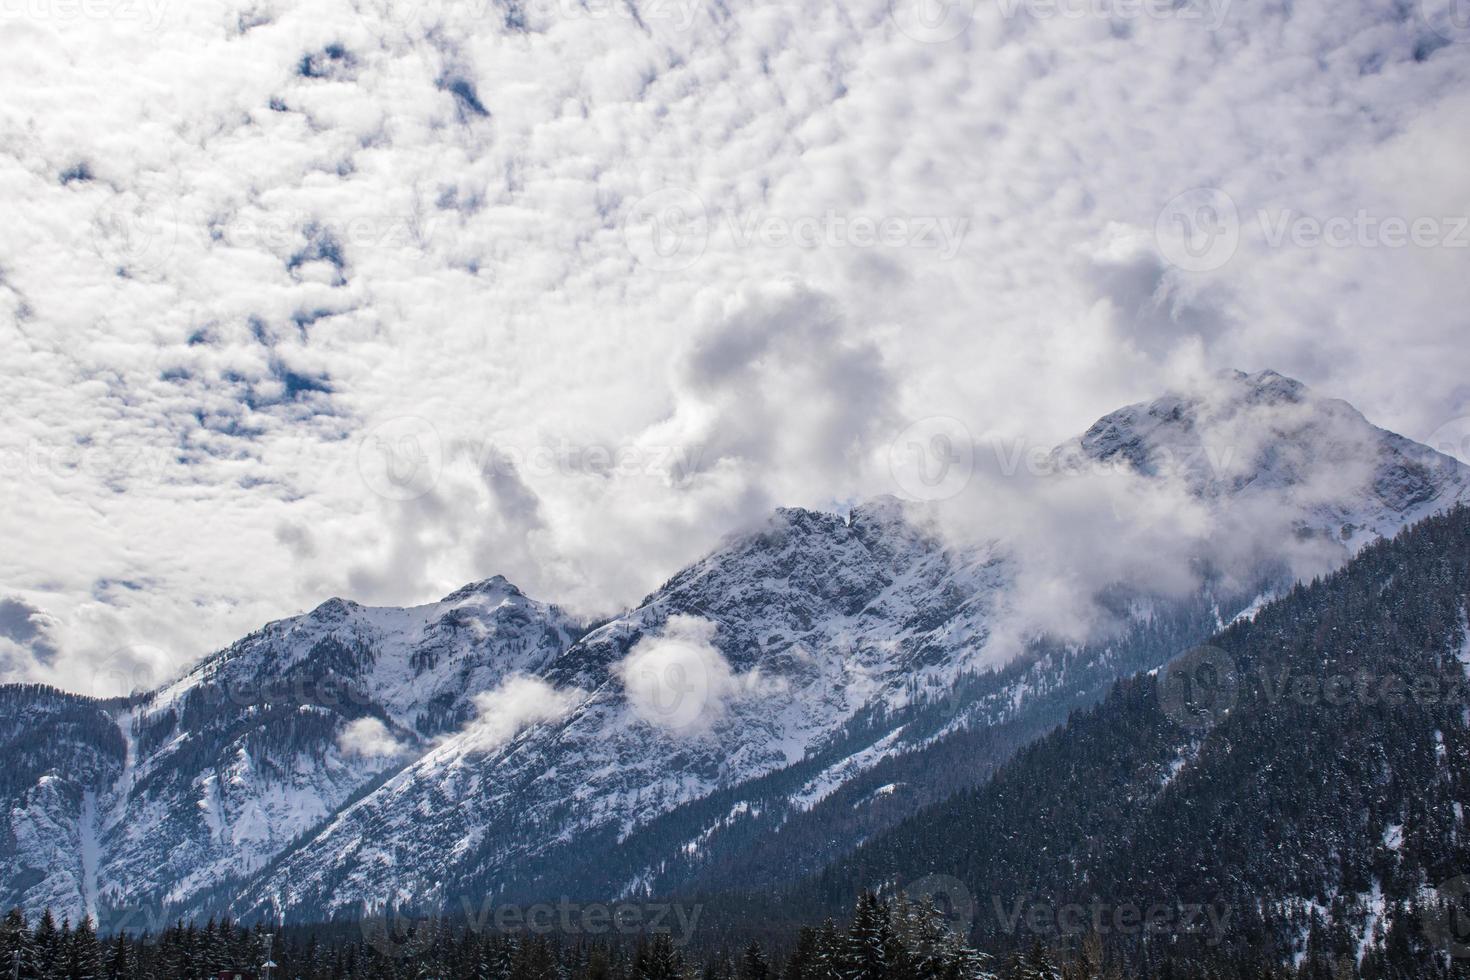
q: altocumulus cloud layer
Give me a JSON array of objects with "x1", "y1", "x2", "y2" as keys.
[{"x1": 1, "y1": 0, "x2": 1468, "y2": 692}]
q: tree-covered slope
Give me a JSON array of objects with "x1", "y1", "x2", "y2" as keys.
[{"x1": 803, "y1": 506, "x2": 1470, "y2": 974}]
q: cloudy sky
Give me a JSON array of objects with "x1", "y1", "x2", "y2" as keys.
[{"x1": 1, "y1": 0, "x2": 1467, "y2": 693}]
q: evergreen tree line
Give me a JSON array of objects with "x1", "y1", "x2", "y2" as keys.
[
  {"x1": 17, "y1": 891, "x2": 1468, "y2": 980},
  {"x1": 0, "y1": 893, "x2": 1177, "y2": 980}
]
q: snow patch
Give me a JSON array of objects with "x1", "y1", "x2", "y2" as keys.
[
  {"x1": 1160, "y1": 741, "x2": 1201, "y2": 788},
  {"x1": 79, "y1": 790, "x2": 99, "y2": 922},
  {"x1": 1229, "y1": 591, "x2": 1276, "y2": 625},
  {"x1": 791, "y1": 728, "x2": 905, "y2": 811}
]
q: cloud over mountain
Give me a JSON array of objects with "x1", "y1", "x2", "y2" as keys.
[{"x1": 1, "y1": 0, "x2": 1467, "y2": 690}]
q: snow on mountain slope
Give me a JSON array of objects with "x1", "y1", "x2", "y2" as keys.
[
  {"x1": 227, "y1": 371, "x2": 1470, "y2": 920},
  {"x1": 604, "y1": 374, "x2": 1470, "y2": 902},
  {"x1": 0, "y1": 686, "x2": 127, "y2": 918},
  {"x1": 6, "y1": 370, "x2": 1470, "y2": 925},
  {"x1": 1052, "y1": 369, "x2": 1470, "y2": 551},
  {"x1": 227, "y1": 499, "x2": 1012, "y2": 918},
  {"x1": 0, "y1": 579, "x2": 580, "y2": 922}
]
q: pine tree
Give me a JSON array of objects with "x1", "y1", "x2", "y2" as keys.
[
  {"x1": 151, "y1": 926, "x2": 182, "y2": 980},
  {"x1": 69, "y1": 916, "x2": 103, "y2": 980},
  {"x1": 102, "y1": 934, "x2": 130, "y2": 980},
  {"x1": 34, "y1": 910, "x2": 61, "y2": 980},
  {"x1": 202, "y1": 916, "x2": 230, "y2": 978},
  {"x1": 703, "y1": 949, "x2": 735, "y2": 980},
  {"x1": 740, "y1": 943, "x2": 769, "y2": 980},
  {"x1": 844, "y1": 895, "x2": 890, "y2": 980},
  {"x1": 1011, "y1": 943, "x2": 1061, "y2": 980},
  {"x1": 1060, "y1": 934, "x2": 1113, "y2": 980},
  {"x1": 1, "y1": 909, "x2": 35, "y2": 980},
  {"x1": 813, "y1": 920, "x2": 843, "y2": 980},
  {"x1": 492, "y1": 937, "x2": 516, "y2": 980},
  {"x1": 635, "y1": 935, "x2": 682, "y2": 980},
  {"x1": 782, "y1": 928, "x2": 820, "y2": 980}
]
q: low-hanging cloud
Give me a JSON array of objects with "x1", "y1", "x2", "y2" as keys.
[
  {"x1": 337, "y1": 717, "x2": 406, "y2": 759},
  {"x1": 614, "y1": 614, "x2": 783, "y2": 736},
  {"x1": 920, "y1": 369, "x2": 1455, "y2": 664},
  {"x1": 0, "y1": 597, "x2": 61, "y2": 678},
  {"x1": 458, "y1": 674, "x2": 585, "y2": 751}
]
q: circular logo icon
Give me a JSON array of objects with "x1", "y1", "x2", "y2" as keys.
[
  {"x1": 623, "y1": 187, "x2": 709, "y2": 272},
  {"x1": 888, "y1": 416, "x2": 975, "y2": 502},
  {"x1": 1425, "y1": 416, "x2": 1470, "y2": 465},
  {"x1": 630, "y1": 654, "x2": 712, "y2": 733},
  {"x1": 1425, "y1": 875, "x2": 1470, "y2": 958},
  {"x1": 91, "y1": 643, "x2": 172, "y2": 698},
  {"x1": 93, "y1": 199, "x2": 177, "y2": 269},
  {"x1": 903, "y1": 873, "x2": 977, "y2": 940},
  {"x1": 1420, "y1": 0, "x2": 1470, "y2": 43},
  {"x1": 1157, "y1": 644, "x2": 1239, "y2": 729},
  {"x1": 1155, "y1": 187, "x2": 1240, "y2": 273},
  {"x1": 357, "y1": 416, "x2": 443, "y2": 501},
  {"x1": 890, "y1": 0, "x2": 977, "y2": 42}
]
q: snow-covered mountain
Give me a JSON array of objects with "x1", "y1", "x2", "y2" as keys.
[
  {"x1": 799, "y1": 501, "x2": 1470, "y2": 969},
  {"x1": 0, "y1": 578, "x2": 580, "y2": 923},
  {"x1": 0, "y1": 685, "x2": 128, "y2": 923},
  {"x1": 221, "y1": 370, "x2": 1470, "y2": 921},
  {"x1": 3, "y1": 370, "x2": 1467, "y2": 926},
  {"x1": 1053, "y1": 369, "x2": 1470, "y2": 551},
  {"x1": 227, "y1": 499, "x2": 1012, "y2": 920}
]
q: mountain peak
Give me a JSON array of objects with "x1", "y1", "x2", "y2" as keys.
[
  {"x1": 307, "y1": 596, "x2": 361, "y2": 622},
  {"x1": 439, "y1": 575, "x2": 522, "y2": 604},
  {"x1": 848, "y1": 493, "x2": 908, "y2": 526},
  {"x1": 1055, "y1": 369, "x2": 1470, "y2": 548},
  {"x1": 1216, "y1": 367, "x2": 1308, "y2": 405}
]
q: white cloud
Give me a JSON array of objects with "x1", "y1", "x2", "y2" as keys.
[
  {"x1": 0, "y1": 0, "x2": 1467, "y2": 692},
  {"x1": 614, "y1": 614, "x2": 780, "y2": 735},
  {"x1": 459, "y1": 674, "x2": 584, "y2": 751},
  {"x1": 337, "y1": 716, "x2": 405, "y2": 758},
  {"x1": 919, "y1": 369, "x2": 1431, "y2": 663}
]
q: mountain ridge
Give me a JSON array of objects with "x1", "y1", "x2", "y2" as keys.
[{"x1": 3, "y1": 369, "x2": 1468, "y2": 928}]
